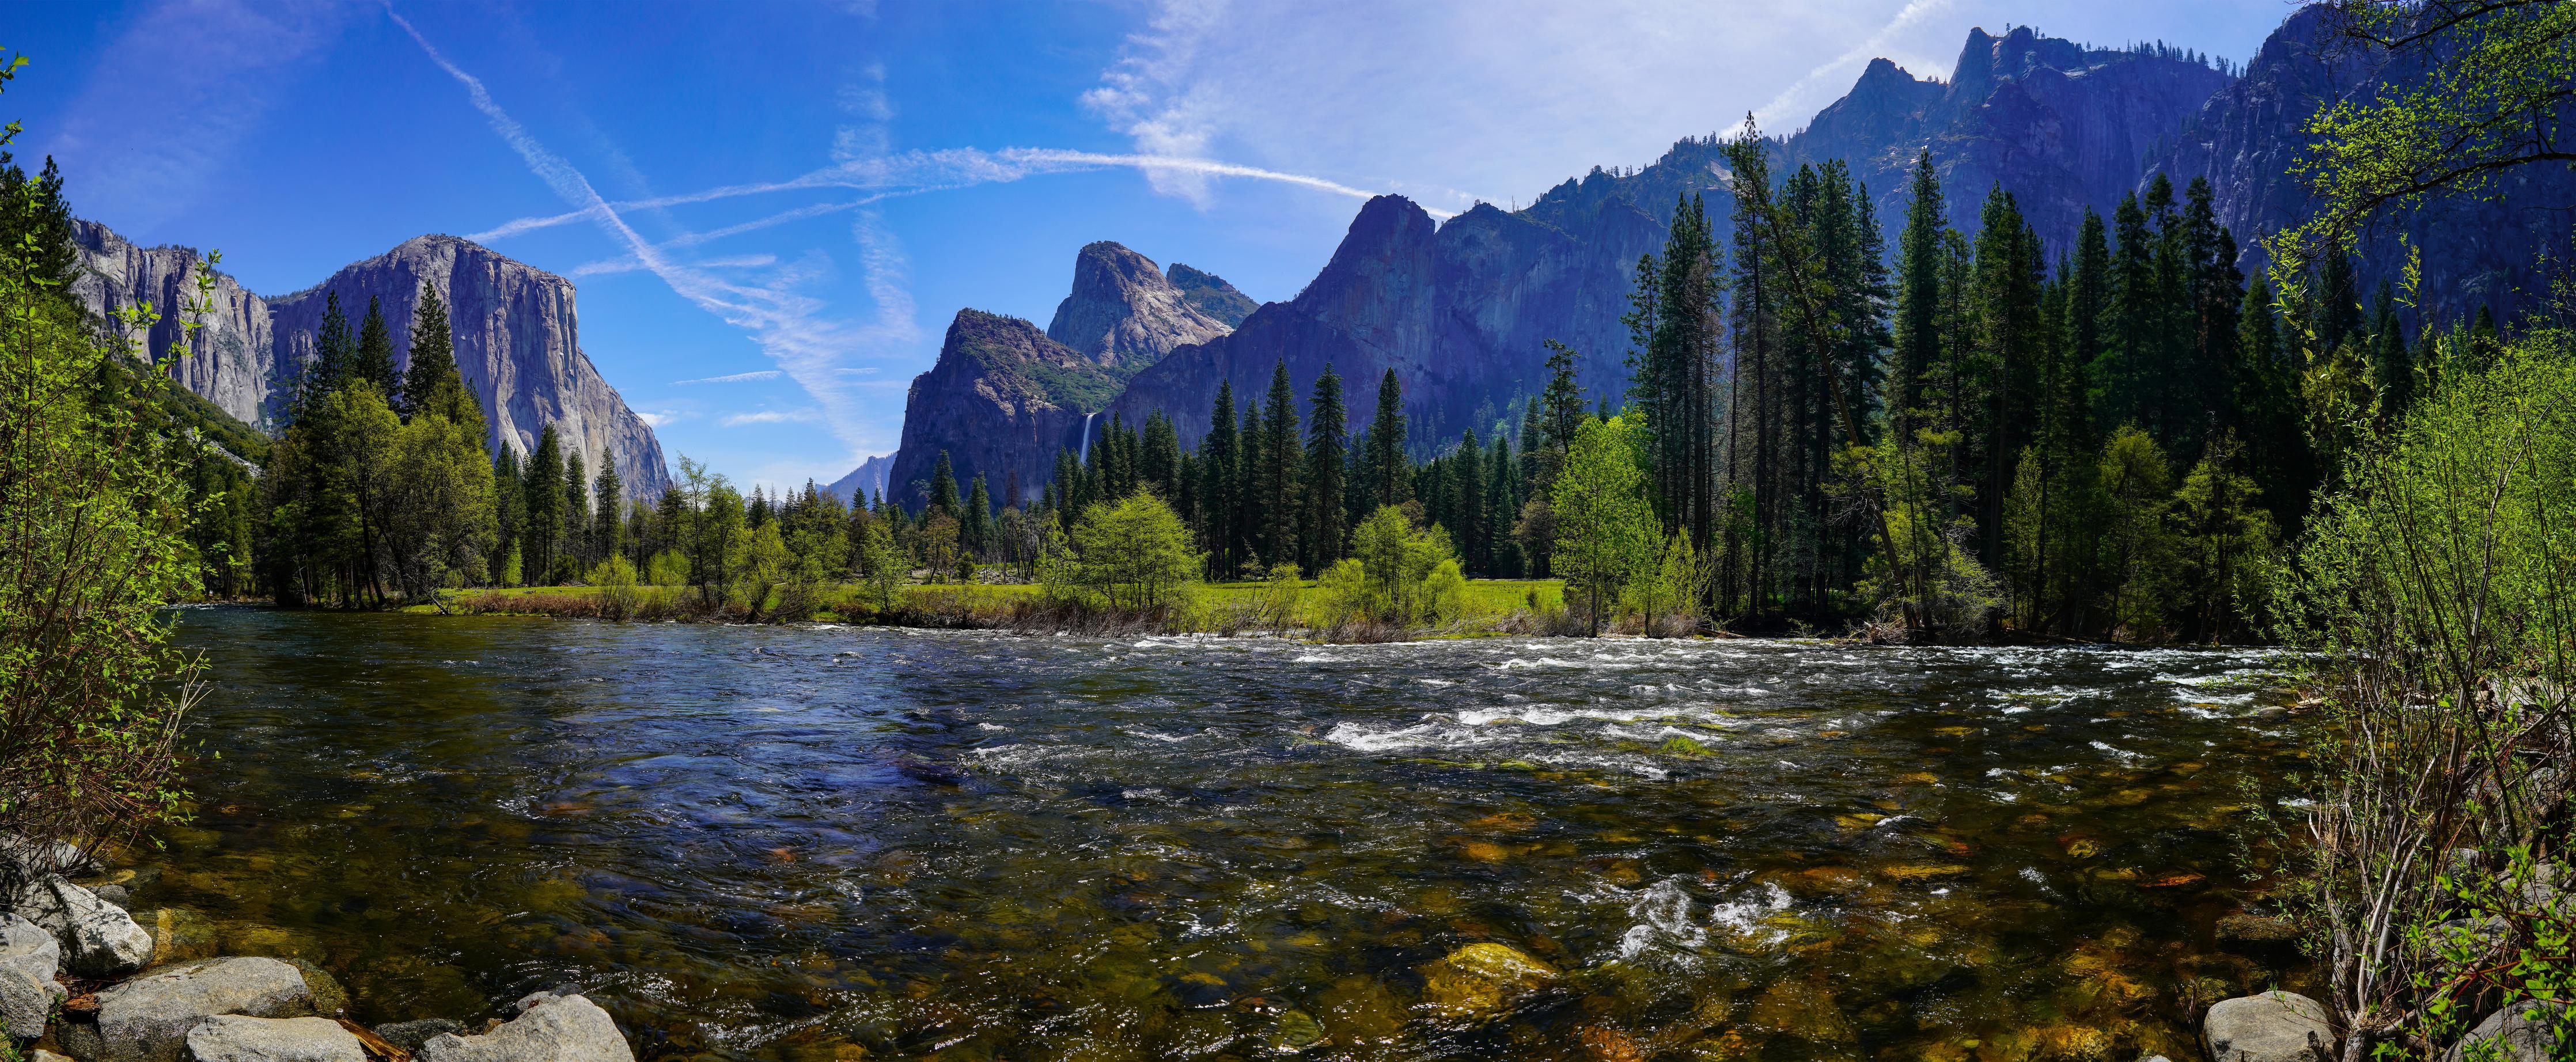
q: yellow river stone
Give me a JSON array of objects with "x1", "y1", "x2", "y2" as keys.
[{"x1": 1418, "y1": 942, "x2": 1560, "y2": 1021}]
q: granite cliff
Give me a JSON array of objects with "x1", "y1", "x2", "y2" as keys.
[
  {"x1": 72, "y1": 223, "x2": 670, "y2": 498},
  {"x1": 877, "y1": 244, "x2": 1251, "y2": 506}
]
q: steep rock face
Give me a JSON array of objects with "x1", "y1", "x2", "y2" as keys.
[
  {"x1": 1165, "y1": 263, "x2": 1256, "y2": 327},
  {"x1": 887, "y1": 310, "x2": 1116, "y2": 507},
  {"x1": 70, "y1": 224, "x2": 671, "y2": 498},
  {"x1": 72, "y1": 220, "x2": 280, "y2": 428},
  {"x1": 1105, "y1": 191, "x2": 1663, "y2": 456},
  {"x1": 1044, "y1": 241, "x2": 1233, "y2": 369},
  {"x1": 2145, "y1": 5, "x2": 2576, "y2": 320},
  {"x1": 267, "y1": 236, "x2": 669, "y2": 498}
]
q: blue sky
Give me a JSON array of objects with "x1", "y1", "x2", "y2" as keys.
[{"x1": 7, "y1": 0, "x2": 2299, "y2": 489}]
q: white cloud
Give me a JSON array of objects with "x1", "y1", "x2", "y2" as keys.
[
  {"x1": 40, "y1": 0, "x2": 346, "y2": 236},
  {"x1": 636, "y1": 410, "x2": 684, "y2": 427}
]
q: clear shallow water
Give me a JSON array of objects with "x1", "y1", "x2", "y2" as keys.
[{"x1": 149, "y1": 609, "x2": 2309, "y2": 1061}]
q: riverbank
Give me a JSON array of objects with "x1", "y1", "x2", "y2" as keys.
[
  {"x1": 421, "y1": 577, "x2": 1578, "y2": 639},
  {"x1": 6, "y1": 841, "x2": 640, "y2": 1062}
]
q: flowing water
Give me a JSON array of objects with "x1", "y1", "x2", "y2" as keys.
[{"x1": 144, "y1": 608, "x2": 2310, "y2": 1061}]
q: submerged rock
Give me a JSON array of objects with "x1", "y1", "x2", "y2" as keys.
[
  {"x1": 1417, "y1": 943, "x2": 1559, "y2": 1022},
  {"x1": 415, "y1": 993, "x2": 632, "y2": 1062},
  {"x1": 2215, "y1": 913, "x2": 2300, "y2": 945},
  {"x1": 2203, "y1": 991, "x2": 2333, "y2": 1062},
  {"x1": 61, "y1": 957, "x2": 316, "y2": 1062},
  {"x1": 372, "y1": 1019, "x2": 466, "y2": 1053},
  {"x1": 2438, "y1": 999, "x2": 2570, "y2": 1062},
  {"x1": 16, "y1": 875, "x2": 153, "y2": 976},
  {"x1": 181, "y1": 1016, "x2": 365, "y2": 1062},
  {"x1": 135, "y1": 908, "x2": 220, "y2": 966}
]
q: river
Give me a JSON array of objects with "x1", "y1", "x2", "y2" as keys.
[{"x1": 147, "y1": 608, "x2": 2308, "y2": 1061}]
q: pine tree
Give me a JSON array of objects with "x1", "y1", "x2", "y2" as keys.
[
  {"x1": 964, "y1": 475, "x2": 993, "y2": 558},
  {"x1": 1302, "y1": 365, "x2": 1348, "y2": 571},
  {"x1": 1257, "y1": 361, "x2": 1302, "y2": 569},
  {"x1": 1365, "y1": 369, "x2": 1407, "y2": 509},
  {"x1": 593, "y1": 459, "x2": 624, "y2": 567},
  {"x1": 354, "y1": 295, "x2": 399, "y2": 401},
  {"x1": 523, "y1": 427, "x2": 563, "y2": 582},
  {"x1": 561, "y1": 448, "x2": 589, "y2": 573},
  {"x1": 929, "y1": 450, "x2": 960, "y2": 517},
  {"x1": 1200, "y1": 382, "x2": 1240, "y2": 574},
  {"x1": 1889, "y1": 151, "x2": 1945, "y2": 438},
  {"x1": 298, "y1": 290, "x2": 355, "y2": 422},
  {"x1": 400, "y1": 282, "x2": 465, "y2": 420},
  {"x1": 494, "y1": 446, "x2": 524, "y2": 582}
]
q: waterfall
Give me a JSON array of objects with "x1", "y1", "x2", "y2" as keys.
[{"x1": 1078, "y1": 411, "x2": 1098, "y2": 461}]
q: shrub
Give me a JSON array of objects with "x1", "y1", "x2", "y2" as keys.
[{"x1": 588, "y1": 554, "x2": 639, "y2": 620}]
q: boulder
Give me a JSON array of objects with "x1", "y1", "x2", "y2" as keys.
[
  {"x1": 1415, "y1": 943, "x2": 1560, "y2": 1022},
  {"x1": 371, "y1": 1020, "x2": 465, "y2": 1054},
  {"x1": 2204, "y1": 991, "x2": 2335, "y2": 1062},
  {"x1": 416, "y1": 993, "x2": 632, "y2": 1062},
  {"x1": 0, "y1": 962, "x2": 60, "y2": 1040},
  {"x1": 0, "y1": 917, "x2": 63, "y2": 1038},
  {"x1": 36, "y1": 1050, "x2": 76, "y2": 1062},
  {"x1": 2439, "y1": 999, "x2": 2571, "y2": 1062},
  {"x1": 181, "y1": 1017, "x2": 366, "y2": 1062},
  {"x1": 16, "y1": 876, "x2": 153, "y2": 977},
  {"x1": 0, "y1": 912, "x2": 61, "y2": 984},
  {"x1": 2, "y1": 835, "x2": 103, "y2": 879},
  {"x1": 60, "y1": 957, "x2": 316, "y2": 1062}
]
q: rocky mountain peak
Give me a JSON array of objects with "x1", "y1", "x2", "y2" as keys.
[
  {"x1": 1165, "y1": 263, "x2": 1257, "y2": 328},
  {"x1": 1044, "y1": 241, "x2": 1232, "y2": 370}
]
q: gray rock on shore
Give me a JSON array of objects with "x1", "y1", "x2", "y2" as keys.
[
  {"x1": 181, "y1": 1017, "x2": 366, "y2": 1062},
  {"x1": 2204, "y1": 991, "x2": 2335, "y2": 1062},
  {"x1": 2, "y1": 835, "x2": 104, "y2": 878},
  {"x1": 416, "y1": 993, "x2": 632, "y2": 1062},
  {"x1": 2439, "y1": 999, "x2": 2573, "y2": 1062},
  {"x1": 16, "y1": 875, "x2": 153, "y2": 976},
  {"x1": 0, "y1": 912, "x2": 66, "y2": 1039},
  {"x1": 56, "y1": 957, "x2": 317, "y2": 1062}
]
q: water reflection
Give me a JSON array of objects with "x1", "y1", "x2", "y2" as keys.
[{"x1": 156, "y1": 610, "x2": 2307, "y2": 1060}]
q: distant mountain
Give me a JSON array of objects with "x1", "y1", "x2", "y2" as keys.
[
  {"x1": 882, "y1": 242, "x2": 1239, "y2": 506},
  {"x1": 73, "y1": 223, "x2": 672, "y2": 498},
  {"x1": 884, "y1": 5, "x2": 2570, "y2": 509},
  {"x1": 825, "y1": 453, "x2": 892, "y2": 506}
]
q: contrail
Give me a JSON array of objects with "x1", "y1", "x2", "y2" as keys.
[
  {"x1": 465, "y1": 146, "x2": 1452, "y2": 244},
  {"x1": 388, "y1": 8, "x2": 900, "y2": 462},
  {"x1": 673, "y1": 370, "x2": 783, "y2": 385}
]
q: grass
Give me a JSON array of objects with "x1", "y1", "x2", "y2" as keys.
[{"x1": 425, "y1": 576, "x2": 1573, "y2": 641}]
